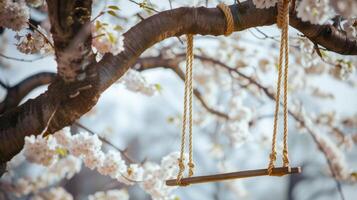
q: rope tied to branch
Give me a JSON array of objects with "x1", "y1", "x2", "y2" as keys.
[
  {"x1": 176, "y1": 34, "x2": 194, "y2": 185},
  {"x1": 217, "y1": 3, "x2": 235, "y2": 36},
  {"x1": 267, "y1": 0, "x2": 290, "y2": 175}
]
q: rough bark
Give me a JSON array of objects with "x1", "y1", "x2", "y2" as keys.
[
  {"x1": 46, "y1": 0, "x2": 95, "y2": 82},
  {"x1": 1, "y1": 1, "x2": 356, "y2": 172}
]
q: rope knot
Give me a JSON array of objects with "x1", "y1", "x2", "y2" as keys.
[
  {"x1": 178, "y1": 158, "x2": 185, "y2": 169},
  {"x1": 269, "y1": 152, "x2": 277, "y2": 162},
  {"x1": 188, "y1": 162, "x2": 195, "y2": 177},
  {"x1": 217, "y1": 3, "x2": 234, "y2": 36}
]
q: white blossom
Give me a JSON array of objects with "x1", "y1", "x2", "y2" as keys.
[
  {"x1": 83, "y1": 151, "x2": 105, "y2": 170},
  {"x1": 120, "y1": 69, "x2": 159, "y2": 96},
  {"x1": 343, "y1": 18, "x2": 357, "y2": 39},
  {"x1": 24, "y1": 135, "x2": 58, "y2": 166},
  {"x1": 296, "y1": 0, "x2": 334, "y2": 25},
  {"x1": 330, "y1": 0, "x2": 357, "y2": 18},
  {"x1": 140, "y1": 152, "x2": 185, "y2": 200},
  {"x1": 92, "y1": 21, "x2": 124, "y2": 56},
  {"x1": 88, "y1": 189, "x2": 129, "y2": 200},
  {"x1": 0, "y1": 0, "x2": 29, "y2": 31},
  {"x1": 221, "y1": 92, "x2": 252, "y2": 147},
  {"x1": 118, "y1": 164, "x2": 144, "y2": 185},
  {"x1": 97, "y1": 150, "x2": 127, "y2": 178},
  {"x1": 252, "y1": 0, "x2": 278, "y2": 9},
  {"x1": 53, "y1": 128, "x2": 73, "y2": 147},
  {"x1": 10, "y1": 156, "x2": 81, "y2": 197},
  {"x1": 68, "y1": 132, "x2": 102, "y2": 157},
  {"x1": 16, "y1": 26, "x2": 54, "y2": 55},
  {"x1": 49, "y1": 155, "x2": 82, "y2": 179}
]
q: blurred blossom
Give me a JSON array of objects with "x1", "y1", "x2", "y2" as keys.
[
  {"x1": 0, "y1": 0, "x2": 29, "y2": 31},
  {"x1": 119, "y1": 69, "x2": 159, "y2": 96},
  {"x1": 88, "y1": 189, "x2": 129, "y2": 200},
  {"x1": 16, "y1": 26, "x2": 53, "y2": 55},
  {"x1": 252, "y1": 0, "x2": 278, "y2": 9},
  {"x1": 92, "y1": 20, "x2": 125, "y2": 56},
  {"x1": 31, "y1": 187, "x2": 73, "y2": 200},
  {"x1": 296, "y1": 0, "x2": 334, "y2": 25}
]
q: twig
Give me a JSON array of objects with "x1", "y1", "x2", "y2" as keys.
[
  {"x1": 127, "y1": 0, "x2": 159, "y2": 13},
  {"x1": 0, "y1": 53, "x2": 47, "y2": 63},
  {"x1": 27, "y1": 22, "x2": 54, "y2": 49}
]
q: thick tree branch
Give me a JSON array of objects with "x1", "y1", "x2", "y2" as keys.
[{"x1": 1, "y1": 0, "x2": 356, "y2": 171}]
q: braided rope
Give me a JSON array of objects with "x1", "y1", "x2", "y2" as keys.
[
  {"x1": 177, "y1": 3, "x2": 235, "y2": 185},
  {"x1": 282, "y1": 3, "x2": 290, "y2": 167},
  {"x1": 187, "y1": 34, "x2": 195, "y2": 177},
  {"x1": 217, "y1": 3, "x2": 234, "y2": 36},
  {"x1": 177, "y1": 34, "x2": 195, "y2": 185},
  {"x1": 268, "y1": 0, "x2": 290, "y2": 175}
]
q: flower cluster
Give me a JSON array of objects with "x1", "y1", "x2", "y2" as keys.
[
  {"x1": 88, "y1": 189, "x2": 129, "y2": 200},
  {"x1": 140, "y1": 152, "x2": 184, "y2": 200},
  {"x1": 330, "y1": 0, "x2": 357, "y2": 18},
  {"x1": 7, "y1": 155, "x2": 81, "y2": 197},
  {"x1": 343, "y1": 18, "x2": 357, "y2": 39},
  {"x1": 252, "y1": 0, "x2": 357, "y2": 26},
  {"x1": 22, "y1": 128, "x2": 183, "y2": 200},
  {"x1": 0, "y1": 0, "x2": 29, "y2": 31},
  {"x1": 23, "y1": 134, "x2": 59, "y2": 166},
  {"x1": 296, "y1": 0, "x2": 333, "y2": 25},
  {"x1": 252, "y1": 0, "x2": 278, "y2": 9},
  {"x1": 119, "y1": 69, "x2": 159, "y2": 96},
  {"x1": 92, "y1": 20, "x2": 125, "y2": 56},
  {"x1": 221, "y1": 91, "x2": 252, "y2": 147},
  {"x1": 16, "y1": 26, "x2": 54, "y2": 55}
]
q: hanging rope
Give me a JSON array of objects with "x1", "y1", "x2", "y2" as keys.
[
  {"x1": 268, "y1": 0, "x2": 290, "y2": 175},
  {"x1": 177, "y1": 34, "x2": 195, "y2": 184},
  {"x1": 176, "y1": 3, "x2": 235, "y2": 185}
]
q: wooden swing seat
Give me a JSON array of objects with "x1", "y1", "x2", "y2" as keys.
[{"x1": 166, "y1": 166, "x2": 301, "y2": 186}]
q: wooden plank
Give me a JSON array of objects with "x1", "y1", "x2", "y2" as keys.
[{"x1": 166, "y1": 166, "x2": 301, "y2": 186}]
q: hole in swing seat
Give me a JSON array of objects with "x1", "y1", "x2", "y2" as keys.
[{"x1": 166, "y1": 166, "x2": 302, "y2": 186}]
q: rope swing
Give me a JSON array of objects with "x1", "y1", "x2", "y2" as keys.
[{"x1": 167, "y1": 1, "x2": 301, "y2": 187}]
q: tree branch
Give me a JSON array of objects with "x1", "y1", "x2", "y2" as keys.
[
  {"x1": 135, "y1": 54, "x2": 229, "y2": 119},
  {"x1": 1, "y1": 0, "x2": 356, "y2": 171},
  {"x1": 0, "y1": 72, "x2": 56, "y2": 114}
]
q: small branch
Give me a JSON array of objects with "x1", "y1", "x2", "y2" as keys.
[
  {"x1": 0, "y1": 53, "x2": 47, "y2": 63},
  {"x1": 0, "y1": 72, "x2": 56, "y2": 114},
  {"x1": 27, "y1": 22, "x2": 54, "y2": 49},
  {"x1": 170, "y1": 66, "x2": 229, "y2": 120},
  {"x1": 136, "y1": 55, "x2": 230, "y2": 120},
  {"x1": 127, "y1": 0, "x2": 159, "y2": 13}
]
